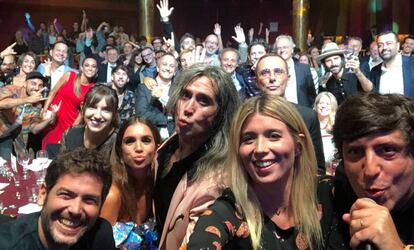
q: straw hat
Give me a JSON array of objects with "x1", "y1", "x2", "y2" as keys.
[{"x1": 317, "y1": 42, "x2": 345, "y2": 63}]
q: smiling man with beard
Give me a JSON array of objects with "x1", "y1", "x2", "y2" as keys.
[
  {"x1": 0, "y1": 148, "x2": 116, "y2": 250},
  {"x1": 318, "y1": 42, "x2": 373, "y2": 105}
]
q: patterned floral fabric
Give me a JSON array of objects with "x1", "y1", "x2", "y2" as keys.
[
  {"x1": 185, "y1": 188, "x2": 310, "y2": 250},
  {"x1": 118, "y1": 89, "x2": 136, "y2": 125}
]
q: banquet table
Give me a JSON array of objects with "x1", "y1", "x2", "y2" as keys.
[{"x1": 0, "y1": 161, "x2": 44, "y2": 217}]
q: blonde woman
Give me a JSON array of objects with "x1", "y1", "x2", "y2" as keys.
[
  {"x1": 186, "y1": 94, "x2": 323, "y2": 249},
  {"x1": 314, "y1": 91, "x2": 338, "y2": 174}
]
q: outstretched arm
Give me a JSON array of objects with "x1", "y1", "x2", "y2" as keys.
[{"x1": 214, "y1": 23, "x2": 223, "y2": 51}]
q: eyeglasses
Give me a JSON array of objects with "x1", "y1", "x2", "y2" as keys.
[{"x1": 258, "y1": 68, "x2": 286, "y2": 78}]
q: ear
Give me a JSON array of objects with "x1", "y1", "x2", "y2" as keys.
[
  {"x1": 37, "y1": 183, "x2": 47, "y2": 206},
  {"x1": 295, "y1": 133, "x2": 305, "y2": 157}
]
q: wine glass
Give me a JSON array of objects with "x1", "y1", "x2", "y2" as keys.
[
  {"x1": 36, "y1": 150, "x2": 49, "y2": 163},
  {"x1": 16, "y1": 148, "x2": 30, "y2": 180}
]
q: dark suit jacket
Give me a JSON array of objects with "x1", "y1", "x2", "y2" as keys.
[
  {"x1": 293, "y1": 103, "x2": 325, "y2": 174},
  {"x1": 370, "y1": 55, "x2": 414, "y2": 99},
  {"x1": 97, "y1": 63, "x2": 111, "y2": 83},
  {"x1": 294, "y1": 62, "x2": 317, "y2": 108}
]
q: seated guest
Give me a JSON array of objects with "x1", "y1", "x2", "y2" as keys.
[
  {"x1": 136, "y1": 52, "x2": 177, "y2": 139},
  {"x1": 60, "y1": 85, "x2": 118, "y2": 166},
  {"x1": 187, "y1": 94, "x2": 323, "y2": 249},
  {"x1": 0, "y1": 148, "x2": 116, "y2": 249},
  {"x1": 314, "y1": 91, "x2": 338, "y2": 175},
  {"x1": 126, "y1": 49, "x2": 142, "y2": 91},
  {"x1": 0, "y1": 72, "x2": 57, "y2": 159},
  {"x1": 42, "y1": 57, "x2": 97, "y2": 150},
  {"x1": 322, "y1": 92, "x2": 414, "y2": 249},
  {"x1": 100, "y1": 117, "x2": 161, "y2": 249},
  {"x1": 154, "y1": 64, "x2": 240, "y2": 250},
  {"x1": 106, "y1": 65, "x2": 136, "y2": 125}
]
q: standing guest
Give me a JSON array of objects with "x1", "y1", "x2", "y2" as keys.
[
  {"x1": 346, "y1": 36, "x2": 363, "y2": 57},
  {"x1": 42, "y1": 57, "x2": 97, "y2": 149},
  {"x1": 317, "y1": 42, "x2": 373, "y2": 105},
  {"x1": 136, "y1": 53, "x2": 177, "y2": 139},
  {"x1": 60, "y1": 85, "x2": 119, "y2": 165},
  {"x1": 187, "y1": 95, "x2": 323, "y2": 249},
  {"x1": 401, "y1": 35, "x2": 414, "y2": 56},
  {"x1": 0, "y1": 54, "x2": 17, "y2": 87},
  {"x1": 154, "y1": 64, "x2": 240, "y2": 250},
  {"x1": 119, "y1": 41, "x2": 135, "y2": 66},
  {"x1": 370, "y1": 31, "x2": 414, "y2": 99},
  {"x1": 37, "y1": 41, "x2": 72, "y2": 90},
  {"x1": 95, "y1": 46, "x2": 120, "y2": 83},
  {"x1": 275, "y1": 35, "x2": 316, "y2": 108},
  {"x1": 314, "y1": 91, "x2": 338, "y2": 175},
  {"x1": 0, "y1": 72, "x2": 57, "y2": 159},
  {"x1": 360, "y1": 41, "x2": 383, "y2": 74},
  {"x1": 299, "y1": 53, "x2": 320, "y2": 93},
  {"x1": 152, "y1": 36, "x2": 163, "y2": 52},
  {"x1": 126, "y1": 50, "x2": 143, "y2": 91},
  {"x1": 101, "y1": 117, "x2": 161, "y2": 249},
  {"x1": 139, "y1": 45, "x2": 157, "y2": 83},
  {"x1": 12, "y1": 52, "x2": 38, "y2": 87},
  {"x1": 255, "y1": 54, "x2": 326, "y2": 173},
  {"x1": 219, "y1": 48, "x2": 249, "y2": 100},
  {"x1": 0, "y1": 148, "x2": 116, "y2": 250},
  {"x1": 321, "y1": 92, "x2": 414, "y2": 249},
  {"x1": 107, "y1": 65, "x2": 136, "y2": 124},
  {"x1": 13, "y1": 30, "x2": 28, "y2": 55}
]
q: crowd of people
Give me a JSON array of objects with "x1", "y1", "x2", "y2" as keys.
[{"x1": 0, "y1": 0, "x2": 414, "y2": 249}]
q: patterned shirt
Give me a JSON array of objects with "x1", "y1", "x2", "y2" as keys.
[
  {"x1": 118, "y1": 89, "x2": 136, "y2": 125},
  {"x1": 0, "y1": 85, "x2": 42, "y2": 144}
]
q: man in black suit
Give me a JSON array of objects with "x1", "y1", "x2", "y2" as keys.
[
  {"x1": 275, "y1": 35, "x2": 316, "y2": 108},
  {"x1": 96, "y1": 46, "x2": 120, "y2": 83},
  {"x1": 255, "y1": 54, "x2": 325, "y2": 173}
]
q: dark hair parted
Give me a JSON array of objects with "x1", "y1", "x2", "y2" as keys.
[
  {"x1": 45, "y1": 148, "x2": 112, "y2": 202},
  {"x1": 332, "y1": 92, "x2": 414, "y2": 159},
  {"x1": 17, "y1": 52, "x2": 38, "y2": 67},
  {"x1": 167, "y1": 63, "x2": 240, "y2": 180},
  {"x1": 81, "y1": 84, "x2": 120, "y2": 129},
  {"x1": 110, "y1": 117, "x2": 161, "y2": 220}
]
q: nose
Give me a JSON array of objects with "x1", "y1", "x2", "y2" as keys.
[
  {"x1": 134, "y1": 141, "x2": 143, "y2": 152},
  {"x1": 254, "y1": 136, "x2": 269, "y2": 156},
  {"x1": 362, "y1": 149, "x2": 381, "y2": 178},
  {"x1": 68, "y1": 199, "x2": 82, "y2": 216},
  {"x1": 269, "y1": 70, "x2": 276, "y2": 83},
  {"x1": 183, "y1": 99, "x2": 195, "y2": 117}
]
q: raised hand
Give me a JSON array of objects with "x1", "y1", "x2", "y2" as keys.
[
  {"x1": 232, "y1": 25, "x2": 246, "y2": 44},
  {"x1": 0, "y1": 42, "x2": 17, "y2": 58},
  {"x1": 43, "y1": 58, "x2": 52, "y2": 77},
  {"x1": 157, "y1": 0, "x2": 174, "y2": 22},
  {"x1": 248, "y1": 28, "x2": 254, "y2": 43},
  {"x1": 163, "y1": 32, "x2": 176, "y2": 53},
  {"x1": 213, "y1": 23, "x2": 222, "y2": 36}
]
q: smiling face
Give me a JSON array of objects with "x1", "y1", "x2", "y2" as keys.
[
  {"x1": 157, "y1": 54, "x2": 176, "y2": 81},
  {"x1": 377, "y1": 33, "x2": 399, "y2": 62},
  {"x1": 220, "y1": 50, "x2": 238, "y2": 74},
  {"x1": 342, "y1": 130, "x2": 414, "y2": 211},
  {"x1": 50, "y1": 43, "x2": 68, "y2": 65},
  {"x1": 21, "y1": 54, "x2": 36, "y2": 74},
  {"x1": 239, "y1": 113, "x2": 298, "y2": 188},
  {"x1": 316, "y1": 95, "x2": 332, "y2": 118},
  {"x1": 26, "y1": 78, "x2": 44, "y2": 96},
  {"x1": 275, "y1": 37, "x2": 294, "y2": 61},
  {"x1": 323, "y1": 55, "x2": 344, "y2": 75},
  {"x1": 175, "y1": 76, "x2": 218, "y2": 144},
  {"x1": 84, "y1": 98, "x2": 114, "y2": 134},
  {"x1": 205, "y1": 34, "x2": 219, "y2": 55},
  {"x1": 38, "y1": 172, "x2": 103, "y2": 248},
  {"x1": 256, "y1": 56, "x2": 289, "y2": 96},
  {"x1": 121, "y1": 122, "x2": 157, "y2": 172},
  {"x1": 81, "y1": 58, "x2": 98, "y2": 79},
  {"x1": 249, "y1": 44, "x2": 266, "y2": 66}
]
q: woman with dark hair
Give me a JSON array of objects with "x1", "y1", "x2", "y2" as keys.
[
  {"x1": 100, "y1": 117, "x2": 161, "y2": 249},
  {"x1": 42, "y1": 57, "x2": 97, "y2": 149},
  {"x1": 60, "y1": 84, "x2": 119, "y2": 165},
  {"x1": 12, "y1": 51, "x2": 38, "y2": 87},
  {"x1": 126, "y1": 49, "x2": 142, "y2": 91}
]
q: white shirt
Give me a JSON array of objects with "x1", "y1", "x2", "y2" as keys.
[
  {"x1": 379, "y1": 54, "x2": 404, "y2": 95},
  {"x1": 284, "y1": 59, "x2": 298, "y2": 104},
  {"x1": 106, "y1": 63, "x2": 116, "y2": 83},
  {"x1": 50, "y1": 65, "x2": 67, "y2": 90},
  {"x1": 231, "y1": 73, "x2": 242, "y2": 91}
]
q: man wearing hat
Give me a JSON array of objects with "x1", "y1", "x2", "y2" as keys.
[
  {"x1": 0, "y1": 72, "x2": 59, "y2": 159},
  {"x1": 318, "y1": 42, "x2": 373, "y2": 105}
]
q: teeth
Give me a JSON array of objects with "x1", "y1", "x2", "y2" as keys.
[
  {"x1": 59, "y1": 218, "x2": 81, "y2": 228},
  {"x1": 255, "y1": 161, "x2": 274, "y2": 168}
]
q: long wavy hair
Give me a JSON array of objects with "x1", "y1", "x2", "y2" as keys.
[
  {"x1": 74, "y1": 56, "x2": 97, "y2": 97},
  {"x1": 110, "y1": 117, "x2": 161, "y2": 221},
  {"x1": 314, "y1": 91, "x2": 338, "y2": 134},
  {"x1": 228, "y1": 94, "x2": 322, "y2": 250},
  {"x1": 167, "y1": 63, "x2": 240, "y2": 182}
]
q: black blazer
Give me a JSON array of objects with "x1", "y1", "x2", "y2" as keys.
[
  {"x1": 294, "y1": 62, "x2": 317, "y2": 108},
  {"x1": 293, "y1": 103, "x2": 325, "y2": 174}
]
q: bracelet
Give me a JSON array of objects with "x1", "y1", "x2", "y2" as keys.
[{"x1": 404, "y1": 245, "x2": 414, "y2": 250}]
